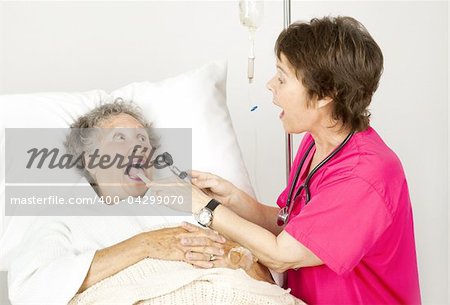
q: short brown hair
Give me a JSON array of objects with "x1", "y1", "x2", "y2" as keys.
[{"x1": 275, "y1": 16, "x2": 384, "y2": 131}]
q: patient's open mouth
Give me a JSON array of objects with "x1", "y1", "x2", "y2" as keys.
[{"x1": 125, "y1": 163, "x2": 145, "y2": 182}]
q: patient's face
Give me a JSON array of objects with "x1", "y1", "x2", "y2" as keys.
[{"x1": 87, "y1": 113, "x2": 153, "y2": 199}]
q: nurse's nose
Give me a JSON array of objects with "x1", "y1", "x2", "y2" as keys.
[{"x1": 266, "y1": 76, "x2": 275, "y2": 92}]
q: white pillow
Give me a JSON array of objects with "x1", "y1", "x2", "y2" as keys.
[
  {"x1": 0, "y1": 61, "x2": 254, "y2": 270},
  {"x1": 111, "y1": 61, "x2": 254, "y2": 196}
]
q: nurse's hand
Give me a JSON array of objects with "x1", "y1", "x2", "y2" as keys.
[
  {"x1": 142, "y1": 175, "x2": 209, "y2": 213},
  {"x1": 191, "y1": 170, "x2": 241, "y2": 208}
]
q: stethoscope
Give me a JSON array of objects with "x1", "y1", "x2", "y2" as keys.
[{"x1": 277, "y1": 131, "x2": 355, "y2": 226}]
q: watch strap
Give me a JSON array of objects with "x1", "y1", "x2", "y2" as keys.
[{"x1": 205, "y1": 198, "x2": 221, "y2": 211}]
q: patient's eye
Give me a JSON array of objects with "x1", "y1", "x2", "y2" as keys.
[
  {"x1": 113, "y1": 132, "x2": 126, "y2": 141},
  {"x1": 278, "y1": 77, "x2": 284, "y2": 84},
  {"x1": 138, "y1": 134, "x2": 147, "y2": 142}
]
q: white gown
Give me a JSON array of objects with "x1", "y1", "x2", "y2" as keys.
[{"x1": 7, "y1": 194, "x2": 193, "y2": 305}]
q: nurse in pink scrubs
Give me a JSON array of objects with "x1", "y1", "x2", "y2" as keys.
[{"x1": 184, "y1": 16, "x2": 421, "y2": 304}]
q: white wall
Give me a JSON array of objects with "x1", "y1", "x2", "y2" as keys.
[
  {"x1": 0, "y1": 3, "x2": 3, "y2": 95},
  {"x1": 0, "y1": 1, "x2": 3, "y2": 235},
  {"x1": 448, "y1": 2, "x2": 450, "y2": 302},
  {"x1": 0, "y1": 1, "x2": 447, "y2": 304},
  {"x1": 447, "y1": 2, "x2": 450, "y2": 303}
]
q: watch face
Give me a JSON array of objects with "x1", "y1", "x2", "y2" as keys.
[{"x1": 198, "y1": 209, "x2": 213, "y2": 226}]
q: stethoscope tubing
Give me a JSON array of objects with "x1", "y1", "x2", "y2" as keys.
[{"x1": 285, "y1": 131, "x2": 355, "y2": 215}]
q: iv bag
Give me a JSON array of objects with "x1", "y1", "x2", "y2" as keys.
[
  {"x1": 239, "y1": 0, "x2": 264, "y2": 30},
  {"x1": 239, "y1": 0, "x2": 264, "y2": 83}
]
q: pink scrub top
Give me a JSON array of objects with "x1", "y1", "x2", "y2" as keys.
[{"x1": 277, "y1": 127, "x2": 421, "y2": 305}]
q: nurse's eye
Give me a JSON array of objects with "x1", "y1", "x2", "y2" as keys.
[{"x1": 113, "y1": 132, "x2": 126, "y2": 141}]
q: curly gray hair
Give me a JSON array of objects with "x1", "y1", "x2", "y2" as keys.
[{"x1": 65, "y1": 99, "x2": 159, "y2": 185}]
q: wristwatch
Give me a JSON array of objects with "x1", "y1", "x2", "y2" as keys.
[{"x1": 194, "y1": 199, "x2": 221, "y2": 227}]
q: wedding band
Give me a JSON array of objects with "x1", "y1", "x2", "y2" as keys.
[{"x1": 209, "y1": 254, "x2": 216, "y2": 261}]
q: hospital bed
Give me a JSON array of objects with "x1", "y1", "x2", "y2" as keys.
[{"x1": 0, "y1": 2, "x2": 289, "y2": 303}]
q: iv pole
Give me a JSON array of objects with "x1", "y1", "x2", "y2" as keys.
[{"x1": 283, "y1": 0, "x2": 293, "y2": 182}]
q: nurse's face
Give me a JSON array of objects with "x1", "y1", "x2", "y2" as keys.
[
  {"x1": 266, "y1": 53, "x2": 324, "y2": 134},
  {"x1": 86, "y1": 113, "x2": 153, "y2": 199}
]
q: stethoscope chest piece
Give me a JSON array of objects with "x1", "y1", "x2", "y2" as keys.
[{"x1": 277, "y1": 206, "x2": 289, "y2": 226}]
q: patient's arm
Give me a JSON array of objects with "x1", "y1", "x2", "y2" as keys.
[
  {"x1": 78, "y1": 227, "x2": 182, "y2": 292},
  {"x1": 78, "y1": 226, "x2": 225, "y2": 293},
  {"x1": 80, "y1": 225, "x2": 272, "y2": 295}
]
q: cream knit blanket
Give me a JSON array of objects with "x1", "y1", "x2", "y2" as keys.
[{"x1": 69, "y1": 258, "x2": 305, "y2": 305}]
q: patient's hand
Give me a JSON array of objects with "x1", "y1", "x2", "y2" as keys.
[
  {"x1": 178, "y1": 223, "x2": 274, "y2": 284},
  {"x1": 220, "y1": 240, "x2": 275, "y2": 284}
]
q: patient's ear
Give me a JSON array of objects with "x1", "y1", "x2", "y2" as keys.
[{"x1": 83, "y1": 155, "x2": 98, "y2": 177}]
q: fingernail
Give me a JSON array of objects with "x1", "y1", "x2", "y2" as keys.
[
  {"x1": 220, "y1": 237, "x2": 226, "y2": 243},
  {"x1": 181, "y1": 238, "x2": 189, "y2": 245},
  {"x1": 219, "y1": 249, "x2": 224, "y2": 255}
]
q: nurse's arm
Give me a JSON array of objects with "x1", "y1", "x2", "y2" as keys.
[
  {"x1": 208, "y1": 204, "x2": 323, "y2": 273},
  {"x1": 228, "y1": 189, "x2": 285, "y2": 236},
  {"x1": 191, "y1": 170, "x2": 283, "y2": 235}
]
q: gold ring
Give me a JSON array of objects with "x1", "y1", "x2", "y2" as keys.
[{"x1": 209, "y1": 254, "x2": 216, "y2": 261}]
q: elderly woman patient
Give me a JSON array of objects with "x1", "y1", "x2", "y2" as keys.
[{"x1": 8, "y1": 101, "x2": 301, "y2": 305}]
